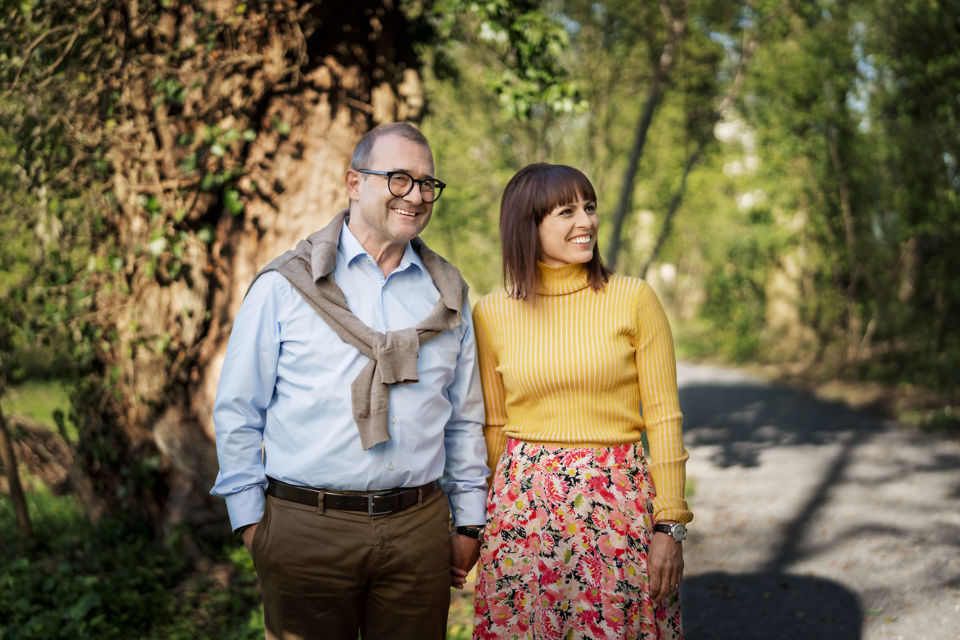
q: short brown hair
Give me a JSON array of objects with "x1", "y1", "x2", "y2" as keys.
[
  {"x1": 500, "y1": 163, "x2": 611, "y2": 300},
  {"x1": 351, "y1": 122, "x2": 431, "y2": 169}
]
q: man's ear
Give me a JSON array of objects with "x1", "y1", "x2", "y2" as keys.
[{"x1": 345, "y1": 169, "x2": 362, "y2": 201}]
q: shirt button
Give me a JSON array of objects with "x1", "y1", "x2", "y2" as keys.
[
  {"x1": 388, "y1": 463, "x2": 394, "y2": 470},
  {"x1": 391, "y1": 417, "x2": 397, "y2": 424},
  {"x1": 455, "y1": 508, "x2": 463, "y2": 514}
]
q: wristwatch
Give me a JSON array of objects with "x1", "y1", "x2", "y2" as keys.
[
  {"x1": 653, "y1": 522, "x2": 687, "y2": 542},
  {"x1": 456, "y1": 525, "x2": 484, "y2": 539}
]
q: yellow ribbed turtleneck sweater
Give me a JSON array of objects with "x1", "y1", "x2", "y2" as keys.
[{"x1": 472, "y1": 261, "x2": 692, "y2": 524}]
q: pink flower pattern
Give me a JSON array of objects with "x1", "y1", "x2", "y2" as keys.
[{"x1": 473, "y1": 440, "x2": 683, "y2": 640}]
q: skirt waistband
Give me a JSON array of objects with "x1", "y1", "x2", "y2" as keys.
[{"x1": 504, "y1": 438, "x2": 644, "y2": 470}]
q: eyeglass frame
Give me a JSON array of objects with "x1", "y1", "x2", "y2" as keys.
[{"x1": 354, "y1": 169, "x2": 446, "y2": 203}]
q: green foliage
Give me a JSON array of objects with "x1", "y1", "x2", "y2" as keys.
[
  {"x1": 0, "y1": 1, "x2": 102, "y2": 388},
  {"x1": 719, "y1": 0, "x2": 960, "y2": 391},
  {"x1": 428, "y1": 0, "x2": 584, "y2": 119},
  {"x1": 0, "y1": 487, "x2": 262, "y2": 639},
  {"x1": 0, "y1": 129, "x2": 96, "y2": 384}
]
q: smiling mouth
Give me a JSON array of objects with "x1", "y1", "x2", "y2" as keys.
[
  {"x1": 391, "y1": 206, "x2": 420, "y2": 217},
  {"x1": 570, "y1": 235, "x2": 593, "y2": 245}
]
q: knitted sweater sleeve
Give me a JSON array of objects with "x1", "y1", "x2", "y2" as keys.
[
  {"x1": 472, "y1": 297, "x2": 510, "y2": 476},
  {"x1": 635, "y1": 283, "x2": 692, "y2": 524}
]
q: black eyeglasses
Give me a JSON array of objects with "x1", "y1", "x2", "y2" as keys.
[{"x1": 356, "y1": 169, "x2": 446, "y2": 203}]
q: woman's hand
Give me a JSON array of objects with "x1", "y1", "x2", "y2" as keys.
[{"x1": 648, "y1": 523, "x2": 684, "y2": 603}]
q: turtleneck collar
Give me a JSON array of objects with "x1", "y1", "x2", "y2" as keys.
[{"x1": 536, "y1": 261, "x2": 591, "y2": 296}]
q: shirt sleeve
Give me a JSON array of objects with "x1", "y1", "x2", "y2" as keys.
[
  {"x1": 440, "y1": 298, "x2": 490, "y2": 527},
  {"x1": 472, "y1": 298, "x2": 510, "y2": 478},
  {"x1": 210, "y1": 272, "x2": 284, "y2": 532},
  {"x1": 635, "y1": 283, "x2": 692, "y2": 524}
]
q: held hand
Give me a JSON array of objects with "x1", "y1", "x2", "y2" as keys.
[
  {"x1": 648, "y1": 530, "x2": 684, "y2": 603},
  {"x1": 241, "y1": 523, "x2": 259, "y2": 554},
  {"x1": 449, "y1": 531, "x2": 481, "y2": 589}
]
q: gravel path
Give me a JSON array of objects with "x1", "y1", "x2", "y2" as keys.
[{"x1": 677, "y1": 361, "x2": 960, "y2": 640}]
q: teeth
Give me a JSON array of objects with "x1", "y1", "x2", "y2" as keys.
[
  {"x1": 393, "y1": 208, "x2": 416, "y2": 217},
  {"x1": 571, "y1": 236, "x2": 592, "y2": 244}
]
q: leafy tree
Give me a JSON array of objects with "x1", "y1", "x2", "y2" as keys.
[
  {"x1": 866, "y1": 0, "x2": 960, "y2": 386},
  {"x1": 725, "y1": 0, "x2": 960, "y2": 387}
]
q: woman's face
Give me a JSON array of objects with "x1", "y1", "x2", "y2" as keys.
[{"x1": 537, "y1": 195, "x2": 599, "y2": 267}]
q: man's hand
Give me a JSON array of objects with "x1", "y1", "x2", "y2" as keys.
[
  {"x1": 647, "y1": 527, "x2": 684, "y2": 603},
  {"x1": 241, "y1": 523, "x2": 259, "y2": 554},
  {"x1": 449, "y1": 531, "x2": 482, "y2": 589}
]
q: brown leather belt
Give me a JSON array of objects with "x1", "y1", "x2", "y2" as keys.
[{"x1": 266, "y1": 477, "x2": 441, "y2": 515}]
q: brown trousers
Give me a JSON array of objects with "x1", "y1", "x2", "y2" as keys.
[{"x1": 250, "y1": 488, "x2": 451, "y2": 640}]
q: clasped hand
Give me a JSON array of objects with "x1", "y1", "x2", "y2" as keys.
[{"x1": 449, "y1": 531, "x2": 481, "y2": 589}]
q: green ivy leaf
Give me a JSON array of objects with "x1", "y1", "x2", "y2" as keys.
[{"x1": 224, "y1": 189, "x2": 244, "y2": 215}]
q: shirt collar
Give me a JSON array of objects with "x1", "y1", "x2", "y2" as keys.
[{"x1": 338, "y1": 219, "x2": 425, "y2": 275}]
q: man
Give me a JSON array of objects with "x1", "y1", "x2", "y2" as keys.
[{"x1": 211, "y1": 122, "x2": 488, "y2": 640}]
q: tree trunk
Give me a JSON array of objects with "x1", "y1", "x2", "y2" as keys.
[
  {"x1": 640, "y1": 136, "x2": 705, "y2": 278},
  {"x1": 639, "y1": 20, "x2": 762, "y2": 276},
  {"x1": 606, "y1": 82, "x2": 665, "y2": 271},
  {"x1": 0, "y1": 406, "x2": 33, "y2": 543},
  {"x1": 73, "y1": 1, "x2": 425, "y2": 537},
  {"x1": 826, "y1": 132, "x2": 864, "y2": 365},
  {"x1": 605, "y1": 0, "x2": 687, "y2": 270}
]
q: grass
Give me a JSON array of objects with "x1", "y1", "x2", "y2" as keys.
[{"x1": 1, "y1": 379, "x2": 75, "y2": 440}]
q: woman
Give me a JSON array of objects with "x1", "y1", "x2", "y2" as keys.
[{"x1": 471, "y1": 163, "x2": 692, "y2": 639}]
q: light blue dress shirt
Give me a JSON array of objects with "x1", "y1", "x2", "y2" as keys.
[{"x1": 211, "y1": 222, "x2": 489, "y2": 531}]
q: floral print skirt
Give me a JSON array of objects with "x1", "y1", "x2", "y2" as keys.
[{"x1": 473, "y1": 439, "x2": 683, "y2": 640}]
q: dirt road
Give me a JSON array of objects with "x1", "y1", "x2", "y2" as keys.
[{"x1": 677, "y1": 362, "x2": 960, "y2": 640}]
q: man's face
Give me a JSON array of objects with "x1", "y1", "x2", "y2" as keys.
[{"x1": 346, "y1": 134, "x2": 436, "y2": 251}]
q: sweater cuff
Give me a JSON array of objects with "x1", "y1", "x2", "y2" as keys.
[{"x1": 652, "y1": 504, "x2": 694, "y2": 525}]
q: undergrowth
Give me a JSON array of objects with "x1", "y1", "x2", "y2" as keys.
[{"x1": 0, "y1": 485, "x2": 261, "y2": 639}]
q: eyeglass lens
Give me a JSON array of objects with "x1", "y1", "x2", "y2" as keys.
[{"x1": 388, "y1": 172, "x2": 442, "y2": 202}]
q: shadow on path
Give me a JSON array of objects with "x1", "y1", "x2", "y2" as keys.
[
  {"x1": 682, "y1": 571, "x2": 862, "y2": 640},
  {"x1": 679, "y1": 381, "x2": 883, "y2": 469},
  {"x1": 677, "y1": 376, "x2": 874, "y2": 637},
  {"x1": 673, "y1": 366, "x2": 960, "y2": 638}
]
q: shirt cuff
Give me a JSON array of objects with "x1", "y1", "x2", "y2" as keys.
[
  {"x1": 448, "y1": 488, "x2": 487, "y2": 527},
  {"x1": 225, "y1": 486, "x2": 266, "y2": 532}
]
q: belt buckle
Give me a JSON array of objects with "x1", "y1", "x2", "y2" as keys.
[{"x1": 367, "y1": 492, "x2": 393, "y2": 516}]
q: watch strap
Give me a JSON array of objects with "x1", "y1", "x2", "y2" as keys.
[{"x1": 653, "y1": 522, "x2": 687, "y2": 541}]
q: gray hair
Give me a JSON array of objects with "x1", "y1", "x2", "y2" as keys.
[{"x1": 350, "y1": 122, "x2": 432, "y2": 169}]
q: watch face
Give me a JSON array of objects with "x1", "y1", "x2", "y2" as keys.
[{"x1": 672, "y1": 524, "x2": 688, "y2": 541}]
